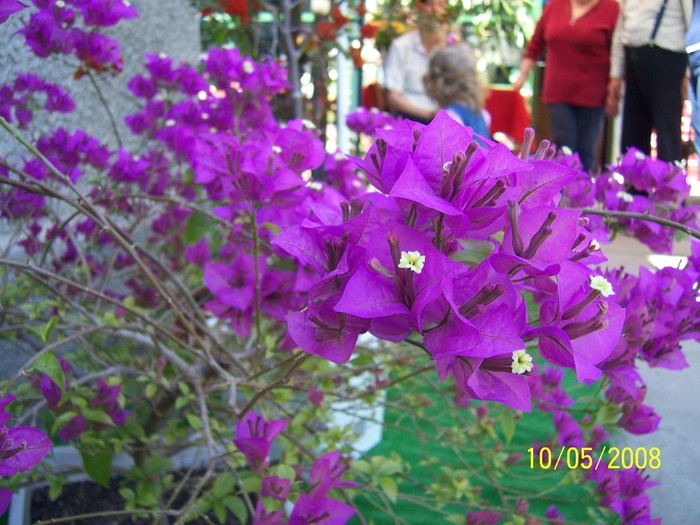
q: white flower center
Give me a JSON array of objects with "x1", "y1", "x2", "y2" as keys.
[
  {"x1": 398, "y1": 251, "x2": 425, "y2": 274},
  {"x1": 589, "y1": 275, "x2": 614, "y2": 297},
  {"x1": 616, "y1": 191, "x2": 634, "y2": 203},
  {"x1": 511, "y1": 350, "x2": 533, "y2": 375},
  {"x1": 243, "y1": 61, "x2": 254, "y2": 74}
]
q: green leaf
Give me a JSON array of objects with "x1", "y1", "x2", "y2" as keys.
[
  {"x1": 119, "y1": 487, "x2": 135, "y2": 501},
  {"x1": 49, "y1": 481, "x2": 63, "y2": 501},
  {"x1": 212, "y1": 472, "x2": 236, "y2": 498},
  {"x1": 595, "y1": 404, "x2": 620, "y2": 426},
  {"x1": 137, "y1": 489, "x2": 159, "y2": 507},
  {"x1": 224, "y1": 496, "x2": 248, "y2": 525},
  {"x1": 378, "y1": 476, "x2": 398, "y2": 504},
  {"x1": 52, "y1": 410, "x2": 78, "y2": 435},
  {"x1": 451, "y1": 238, "x2": 494, "y2": 264},
  {"x1": 40, "y1": 316, "x2": 59, "y2": 344},
  {"x1": 446, "y1": 516, "x2": 467, "y2": 525},
  {"x1": 214, "y1": 502, "x2": 227, "y2": 524},
  {"x1": 186, "y1": 414, "x2": 203, "y2": 431},
  {"x1": 145, "y1": 382, "x2": 158, "y2": 399},
  {"x1": 184, "y1": 211, "x2": 209, "y2": 245},
  {"x1": 32, "y1": 353, "x2": 66, "y2": 394},
  {"x1": 83, "y1": 408, "x2": 116, "y2": 426},
  {"x1": 259, "y1": 221, "x2": 281, "y2": 235},
  {"x1": 275, "y1": 464, "x2": 296, "y2": 481},
  {"x1": 81, "y1": 448, "x2": 113, "y2": 488},
  {"x1": 500, "y1": 411, "x2": 516, "y2": 445},
  {"x1": 143, "y1": 456, "x2": 173, "y2": 477},
  {"x1": 352, "y1": 459, "x2": 370, "y2": 474}
]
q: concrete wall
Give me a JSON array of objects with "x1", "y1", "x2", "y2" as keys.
[
  {"x1": 0, "y1": 1, "x2": 202, "y2": 379},
  {"x1": 0, "y1": 0, "x2": 202, "y2": 162}
]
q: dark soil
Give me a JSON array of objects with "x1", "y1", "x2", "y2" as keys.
[{"x1": 30, "y1": 474, "x2": 249, "y2": 525}]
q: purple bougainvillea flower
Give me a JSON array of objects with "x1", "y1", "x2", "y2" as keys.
[
  {"x1": 308, "y1": 450, "x2": 360, "y2": 497},
  {"x1": 424, "y1": 258, "x2": 526, "y2": 360},
  {"x1": 261, "y1": 475, "x2": 292, "y2": 501},
  {"x1": 0, "y1": 426, "x2": 52, "y2": 476},
  {"x1": 436, "y1": 354, "x2": 532, "y2": 412},
  {"x1": 39, "y1": 374, "x2": 62, "y2": 410},
  {"x1": 58, "y1": 414, "x2": 87, "y2": 442},
  {"x1": 530, "y1": 262, "x2": 625, "y2": 383},
  {"x1": 288, "y1": 494, "x2": 355, "y2": 525},
  {"x1": 0, "y1": 0, "x2": 26, "y2": 24},
  {"x1": 91, "y1": 379, "x2": 129, "y2": 427},
  {"x1": 204, "y1": 256, "x2": 263, "y2": 311},
  {"x1": 0, "y1": 395, "x2": 14, "y2": 426},
  {"x1": 252, "y1": 501, "x2": 286, "y2": 525},
  {"x1": 334, "y1": 225, "x2": 465, "y2": 334},
  {"x1": 545, "y1": 504, "x2": 565, "y2": 525},
  {"x1": 287, "y1": 288, "x2": 369, "y2": 364},
  {"x1": 617, "y1": 404, "x2": 660, "y2": 435},
  {"x1": 491, "y1": 202, "x2": 584, "y2": 278},
  {"x1": 0, "y1": 487, "x2": 12, "y2": 516},
  {"x1": 74, "y1": 0, "x2": 139, "y2": 27},
  {"x1": 232, "y1": 412, "x2": 287, "y2": 472},
  {"x1": 465, "y1": 510, "x2": 504, "y2": 525}
]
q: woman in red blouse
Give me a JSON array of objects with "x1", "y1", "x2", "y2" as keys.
[{"x1": 513, "y1": 0, "x2": 620, "y2": 172}]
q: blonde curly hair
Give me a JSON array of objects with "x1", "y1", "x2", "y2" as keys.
[{"x1": 424, "y1": 42, "x2": 485, "y2": 112}]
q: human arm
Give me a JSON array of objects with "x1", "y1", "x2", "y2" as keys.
[
  {"x1": 513, "y1": 58, "x2": 536, "y2": 92},
  {"x1": 385, "y1": 90, "x2": 437, "y2": 122},
  {"x1": 606, "y1": 6, "x2": 625, "y2": 118},
  {"x1": 512, "y1": 5, "x2": 549, "y2": 92}
]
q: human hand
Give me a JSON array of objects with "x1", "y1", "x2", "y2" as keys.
[
  {"x1": 512, "y1": 75, "x2": 526, "y2": 93},
  {"x1": 606, "y1": 78, "x2": 622, "y2": 118}
]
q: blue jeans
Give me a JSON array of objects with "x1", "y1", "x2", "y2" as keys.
[
  {"x1": 548, "y1": 104, "x2": 605, "y2": 173},
  {"x1": 689, "y1": 53, "x2": 700, "y2": 156}
]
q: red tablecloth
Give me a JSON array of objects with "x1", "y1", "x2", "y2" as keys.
[{"x1": 485, "y1": 87, "x2": 531, "y2": 145}]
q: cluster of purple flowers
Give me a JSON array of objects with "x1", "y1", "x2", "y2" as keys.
[
  {"x1": 271, "y1": 112, "x2": 633, "y2": 412},
  {"x1": 1, "y1": 2, "x2": 699, "y2": 522},
  {"x1": 13, "y1": 0, "x2": 137, "y2": 74},
  {"x1": 35, "y1": 356, "x2": 129, "y2": 442},
  {"x1": 0, "y1": 73, "x2": 74, "y2": 127},
  {"x1": 559, "y1": 147, "x2": 699, "y2": 253},
  {"x1": 345, "y1": 107, "x2": 401, "y2": 136},
  {"x1": 233, "y1": 412, "x2": 357, "y2": 525}
]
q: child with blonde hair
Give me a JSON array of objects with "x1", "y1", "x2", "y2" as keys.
[{"x1": 423, "y1": 42, "x2": 491, "y2": 137}]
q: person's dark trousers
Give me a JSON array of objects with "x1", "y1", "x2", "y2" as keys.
[
  {"x1": 622, "y1": 45, "x2": 688, "y2": 162},
  {"x1": 548, "y1": 103, "x2": 605, "y2": 173}
]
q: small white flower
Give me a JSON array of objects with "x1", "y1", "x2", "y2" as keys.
[
  {"x1": 56, "y1": 0, "x2": 66, "y2": 7},
  {"x1": 590, "y1": 239, "x2": 601, "y2": 251},
  {"x1": 165, "y1": 119, "x2": 176, "y2": 127},
  {"x1": 616, "y1": 191, "x2": 634, "y2": 203},
  {"x1": 561, "y1": 146, "x2": 573, "y2": 155},
  {"x1": 612, "y1": 172, "x2": 625, "y2": 185},
  {"x1": 306, "y1": 180, "x2": 323, "y2": 191},
  {"x1": 511, "y1": 350, "x2": 533, "y2": 375},
  {"x1": 243, "y1": 61, "x2": 254, "y2": 74},
  {"x1": 301, "y1": 119, "x2": 316, "y2": 130},
  {"x1": 590, "y1": 275, "x2": 614, "y2": 297},
  {"x1": 398, "y1": 251, "x2": 425, "y2": 274},
  {"x1": 634, "y1": 151, "x2": 646, "y2": 160},
  {"x1": 158, "y1": 52, "x2": 168, "y2": 60},
  {"x1": 334, "y1": 151, "x2": 346, "y2": 161},
  {"x1": 272, "y1": 145, "x2": 282, "y2": 154}
]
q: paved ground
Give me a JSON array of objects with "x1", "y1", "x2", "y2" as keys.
[{"x1": 602, "y1": 234, "x2": 699, "y2": 524}]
